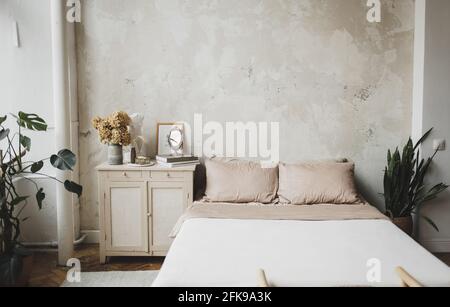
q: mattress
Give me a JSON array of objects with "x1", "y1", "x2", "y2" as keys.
[{"x1": 153, "y1": 218, "x2": 450, "y2": 287}]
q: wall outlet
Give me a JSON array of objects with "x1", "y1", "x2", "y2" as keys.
[{"x1": 433, "y1": 139, "x2": 446, "y2": 151}]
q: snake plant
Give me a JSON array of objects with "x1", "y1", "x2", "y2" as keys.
[{"x1": 383, "y1": 128, "x2": 448, "y2": 231}]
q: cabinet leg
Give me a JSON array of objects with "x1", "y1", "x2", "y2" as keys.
[{"x1": 100, "y1": 251, "x2": 106, "y2": 264}]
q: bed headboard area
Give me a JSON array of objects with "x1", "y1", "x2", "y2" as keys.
[{"x1": 194, "y1": 158, "x2": 363, "y2": 206}]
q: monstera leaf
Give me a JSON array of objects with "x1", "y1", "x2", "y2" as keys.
[
  {"x1": 51, "y1": 149, "x2": 76, "y2": 171},
  {"x1": 30, "y1": 161, "x2": 44, "y2": 173},
  {"x1": 19, "y1": 134, "x2": 31, "y2": 151},
  {"x1": 1, "y1": 111, "x2": 84, "y2": 262},
  {"x1": 36, "y1": 188, "x2": 46, "y2": 210},
  {"x1": 13, "y1": 112, "x2": 47, "y2": 131},
  {"x1": 0, "y1": 128, "x2": 10, "y2": 141},
  {"x1": 64, "y1": 180, "x2": 82, "y2": 198}
]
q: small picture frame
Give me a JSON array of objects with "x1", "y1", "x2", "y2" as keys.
[{"x1": 156, "y1": 122, "x2": 184, "y2": 156}]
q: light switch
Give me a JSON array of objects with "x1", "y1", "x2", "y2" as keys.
[
  {"x1": 12, "y1": 21, "x2": 20, "y2": 48},
  {"x1": 433, "y1": 139, "x2": 446, "y2": 151}
]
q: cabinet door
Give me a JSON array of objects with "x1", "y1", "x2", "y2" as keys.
[
  {"x1": 105, "y1": 181, "x2": 149, "y2": 252},
  {"x1": 148, "y1": 181, "x2": 187, "y2": 253}
]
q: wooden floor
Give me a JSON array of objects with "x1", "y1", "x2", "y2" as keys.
[
  {"x1": 29, "y1": 244, "x2": 163, "y2": 287},
  {"x1": 436, "y1": 253, "x2": 450, "y2": 266},
  {"x1": 28, "y1": 244, "x2": 450, "y2": 287}
]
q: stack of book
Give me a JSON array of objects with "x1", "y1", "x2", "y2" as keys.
[{"x1": 156, "y1": 155, "x2": 200, "y2": 168}]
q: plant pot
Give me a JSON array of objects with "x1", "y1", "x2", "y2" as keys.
[
  {"x1": 108, "y1": 144, "x2": 123, "y2": 165},
  {"x1": 0, "y1": 254, "x2": 34, "y2": 287},
  {"x1": 15, "y1": 254, "x2": 34, "y2": 287},
  {"x1": 392, "y1": 215, "x2": 413, "y2": 236}
]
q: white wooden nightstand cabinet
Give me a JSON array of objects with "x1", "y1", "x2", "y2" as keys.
[{"x1": 96, "y1": 163, "x2": 195, "y2": 264}]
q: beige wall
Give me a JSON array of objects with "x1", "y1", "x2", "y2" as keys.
[{"x1": 76, "y1": 0, "x2": 414, "y2": 230}]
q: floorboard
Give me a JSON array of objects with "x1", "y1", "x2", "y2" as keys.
[
  {"x1": 27, "y1": 244, "x2": 450, "y2": 287},
  {"x1": 28, "y1": 244, "x2": 163, "y2": 287}
]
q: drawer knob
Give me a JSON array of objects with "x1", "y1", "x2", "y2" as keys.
[
  {"x1": 166, "y1": 173, "x2": 170, "y2": 178},
  {"x1": 123, "y1": 172, "x2": 127, "y2": 177}
]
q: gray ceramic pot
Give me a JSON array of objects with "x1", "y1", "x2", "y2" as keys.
[{"x1": 108, "y1": 144, "x2": 123, "y2": 165}]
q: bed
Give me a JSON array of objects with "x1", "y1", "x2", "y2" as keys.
[
  {"x1": 154, "y1": 159, "x2": 450, "y2": 287},
  {"x1": 153, "y1": 202, "x2": 450, "y2": 287}
]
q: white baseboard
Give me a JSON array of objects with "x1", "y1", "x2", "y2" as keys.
[
  {"x1": 81, "y1": 230, "x2": 100, "y2": 244},
  {"x1": 421, "y1": 239, "x2": 450, "y2": 253}
]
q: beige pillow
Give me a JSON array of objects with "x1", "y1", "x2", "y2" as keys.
[
  {"x1": 204, "y1": 159, "x2": 278, "y2": 204},
  {"x1": 279, "y1": 162, "x2": 360, "y2": 205}
]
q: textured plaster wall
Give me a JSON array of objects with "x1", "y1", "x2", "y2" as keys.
[{"x1": 76, "y1": 0, "x2": 414, "y2": 230}]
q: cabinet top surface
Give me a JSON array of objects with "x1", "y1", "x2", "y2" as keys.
[{"x1": 96, "y1": 162, "x2": 197, "y2": 172}]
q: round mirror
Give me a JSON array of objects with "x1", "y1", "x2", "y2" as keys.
[{"x1": 167, "y1": 126, "x2": 184, "y2": 154}]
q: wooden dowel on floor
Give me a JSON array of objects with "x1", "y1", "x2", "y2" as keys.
[
  {"x1": 257, "y1": 269, "x2": 270, "y2": 287},
  {"x1": 395, "y1": 267, "x2": 423, "y2": 287}
]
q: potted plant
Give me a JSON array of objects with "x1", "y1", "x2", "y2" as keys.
[
  {"x1": 0, "y1": 112, "x2": 82, "y2": 286},
  {"x1": 383, "y1": 128, "x2": 448, "y2": 236},
  {"x1": 92, "y1": 111, "x2": 132, "y2": 165}
]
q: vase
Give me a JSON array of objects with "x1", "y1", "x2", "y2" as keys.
[
  {"x1": 108, "y1": 144, "x2": 123, "y2": 165},
  {"x1": 392, "y1": 215, "x2": 413, "y2": 237},
  {"x1": 130, "y1": 147, "x2": 136, "y2": 164}
]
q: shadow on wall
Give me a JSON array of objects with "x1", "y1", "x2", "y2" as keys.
[
  {"x1": 14, "y1": 177, "x2": 57, "y2": 243},
  {"x1": 355, "y1": 174, "x2": 382, "y2": 210}
]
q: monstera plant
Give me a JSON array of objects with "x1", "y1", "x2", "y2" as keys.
[
  {"x1": 0, "y1": 112, "x2": 82, "y2": 286},
  {"x1": 384, "y1": 128, "x2": 448, "y2": 236}
]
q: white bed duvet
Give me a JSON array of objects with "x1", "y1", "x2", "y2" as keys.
[{"x1": 153, "y1": 218, "x2": 450, "y2": 287}]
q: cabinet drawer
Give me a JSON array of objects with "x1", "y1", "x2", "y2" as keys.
[
  {"x1": 107, "y1": 171, "x2": 142, "y2": 179},
  {"x1": 150, "y1": 171, "x2": 187, "y2": 181}
]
